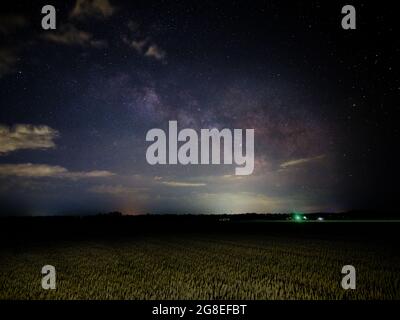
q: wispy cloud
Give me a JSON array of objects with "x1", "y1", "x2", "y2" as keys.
[
  {"x1": 122, "y1": 23, "x2": 166, "y2": 62},
  {"x1": 43, "y1": 24, "x2": 107, "y2": 48},
  {"x1": 0, "y1": 124, "x2": 59, "y2": 154},
  {"x1": 145, "y1": 44, "x2": 166, "y2": 61},
  {"x1": 280, "y1": 154, "x2": 326, "y2": 169},
  {"x1": 161, "y1": 181, "x2": 206, "y2": 187},
  {"x1": 70, "y1": 0, "x2": 116, "y2": 19},
  {"x1": 0, "y1": 163, "x2": 114, "y2": 179},
  {"x1": 124, "y1": 38, "x2": 166, "y2": 61},
  {"x1": 89, "y1": 184, "x2": 147, "y2": 195},
  {"x1": 123, "y1": 36, "x2": 148, "y2": 53}
]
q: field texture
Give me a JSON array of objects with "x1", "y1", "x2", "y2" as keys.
[{"x1": 1, "y1": 228, "x2": 399, "y2": 299}]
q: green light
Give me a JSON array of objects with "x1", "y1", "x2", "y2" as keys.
[
  {"x1": 291, "y1": 211, "x2": 308, "y2": 222},
  {"x1": 293, "y1": 214, "x2": 303, "y2": 222}
]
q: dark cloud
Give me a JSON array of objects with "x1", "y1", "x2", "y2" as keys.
[
  {"x1": 70, "y1": 0, "x2": 116, "y2": 19},
  {"x1": 0, "y1": 47, "x2": 17, "y2": 78},
  {"x1": 42, "y1": 24, "x2": 107, "y2": 48},
  {"x1": 0, "y1": 14, "x2": 28, "y2": 35}
]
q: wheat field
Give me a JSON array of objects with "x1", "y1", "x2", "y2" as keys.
[{"x1": 1, "y1": 232, "x2": 399, "y2": 300}]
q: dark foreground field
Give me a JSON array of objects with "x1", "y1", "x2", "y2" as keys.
[{"x1": 0, "y1": 216, "x2": 399, "y2": 300}]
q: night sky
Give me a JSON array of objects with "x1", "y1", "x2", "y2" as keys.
[{"x1": 0, "y1": 0, "x2": 398, "y2": 215}]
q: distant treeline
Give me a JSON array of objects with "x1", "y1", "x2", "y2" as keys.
[{"x1": 1, "y1": 210, "x2": 398, "y2": 221}]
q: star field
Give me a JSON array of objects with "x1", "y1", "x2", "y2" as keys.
[{"x1": 0, "y1": 0, "x2": 398, "y2": 215}]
